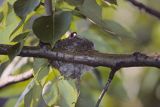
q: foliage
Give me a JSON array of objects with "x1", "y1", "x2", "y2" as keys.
[{"x1": 0, "y1": 0, "x2": 160, "y2": 107}]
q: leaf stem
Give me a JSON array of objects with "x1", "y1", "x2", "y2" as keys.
[{"x1": 44, "y1": 0, "x2": 53, "y2": 16}]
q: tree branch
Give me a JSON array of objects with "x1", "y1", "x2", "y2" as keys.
[
  {"x1": 96, "y1": 67, "x2": 119, "y2": 107},
  {"x1": 0, "y1": 44, "x2": 160, "y2": 68},
  {"x1": 44, "y1": 0, "x2": 53, "y2": 15},
  {"x1": 127, "y1": 0, "x2": 160, "y2": 19},
  {"x1": 0, "y1": 70, "x2": 33, "y2": 88}
]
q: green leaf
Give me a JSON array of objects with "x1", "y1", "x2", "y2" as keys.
[
  {"x1": 0, "y1": 79, "x2": 30, "y2": 98},
  {"x1": 33, "y1": 58, "x2": 48, "y2": 75},
  {"x1": 58, "y1": 79, "x2": 78, "y2": 107},
  {"x1": 9, "y1": 20, "x2": 24, "y2": 39},
  {"x1": 65, "y1": 0, "x2": 84, "y2": 6},
  {"x1": 0, "y1": 2, "x2": 20, "y2": 44},
  {"x1": 54, "y1": 11, "x2": 72, "y2": 44},
  {"x1": 11, "y1": 31, "x2": 30, "y2": 42},
  {"x1": 79, "y1": 0, "x2": 134, "y2": 37},
  {"x1": 33, "y1": 58, "x2": 49, "y2": 85},
  {"x1": 42, "y1": 81, "x2": 58, "y2": 106},
  {"x1": 32, "y1": 11, "x2": 72, "y2": 44},
  {"x1": 24, "y1": 82, "x2": 44, "y2": 107},
  {"x1": 79, "y1": 0, "x2": 102, "y2": 23},
  {"x1": 8, "y1": 41, "x2": 23, "y2": 61},
  {"x1": 32, "y1": 15, "x2": 54, "y2": 43},
  {"x1": 15, "y1": 79, "x2": 35, "y2": 107},
  {"x1": 36, "y1": 65, "x2": 50, "y2": 81},
  {"x1": 10, "y1": 0, "x2": 40, "y2": 38},
  {"x1": 0, "y1": 55, "x2": 8, "y2": 64},
  {"x1": 3, "y1": 98, "x2": 18, "y2": 107},
  {"x1": 24, "y1": 86, "x2": 33, "y2": 107},
  {"x1": 45, "y1": 68, "x2": 61, "y2": 82},
  {"x1": 13, "y1": 0, "x2": 40, "y2": 19},
  {"x1": 100, "y1": 20, "x2": 134, "y2": 37}
]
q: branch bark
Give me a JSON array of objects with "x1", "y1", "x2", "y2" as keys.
[
  {"x1": 0, "y1": 70, "x2": 33, "y2": 88},
  {"x1": 0, "y1": 44, "x2": 160, "y2": 68},
  {"x1": 44, "y1": 0, "x2": 53, "y2": 15},
  {"x1": 127, "y1": 0, "x2": 160, "y2": 19}
]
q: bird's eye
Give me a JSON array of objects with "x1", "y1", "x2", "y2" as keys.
[{"x1": 70, "y1": 32, "x2": 77, "y2": 38}]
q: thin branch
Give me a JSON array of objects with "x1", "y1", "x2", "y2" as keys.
[
  {"x1": 127, "y1": 0, "x2": 160, "y2": 19},
  {"x1": 44, "y1": 0, "x2": 53, "y2": 15},
  {"x1": 95, "y1": 67, "x2": 119, "y2": 107},
  {"x1": 1, "y1": 57, "x2": 29, "y2": 78},
  {"x1": 0, "y1": 70, "x2": 33, "y2": 88},
  {"x1": 0, "y1": 44, "x2": 160, "y2": 68}
]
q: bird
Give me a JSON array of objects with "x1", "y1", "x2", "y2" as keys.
[{"x1": 50, "y1": 32, "x2": 94, "y2": 79}]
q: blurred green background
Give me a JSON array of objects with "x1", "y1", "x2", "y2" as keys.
[{"x1": 0, "y1": 0, "x2": 160, "y2": 107}]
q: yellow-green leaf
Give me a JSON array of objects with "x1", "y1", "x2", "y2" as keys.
[
  {"x1": 42, "y1": 81, "x2": 58, "y2": 106},
  {"x1": 11, "y1": 31, "x2": 30, "y2": 42},
  {"x1": 58, "y1": 79, "x2": 78, "y2": 107}
]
